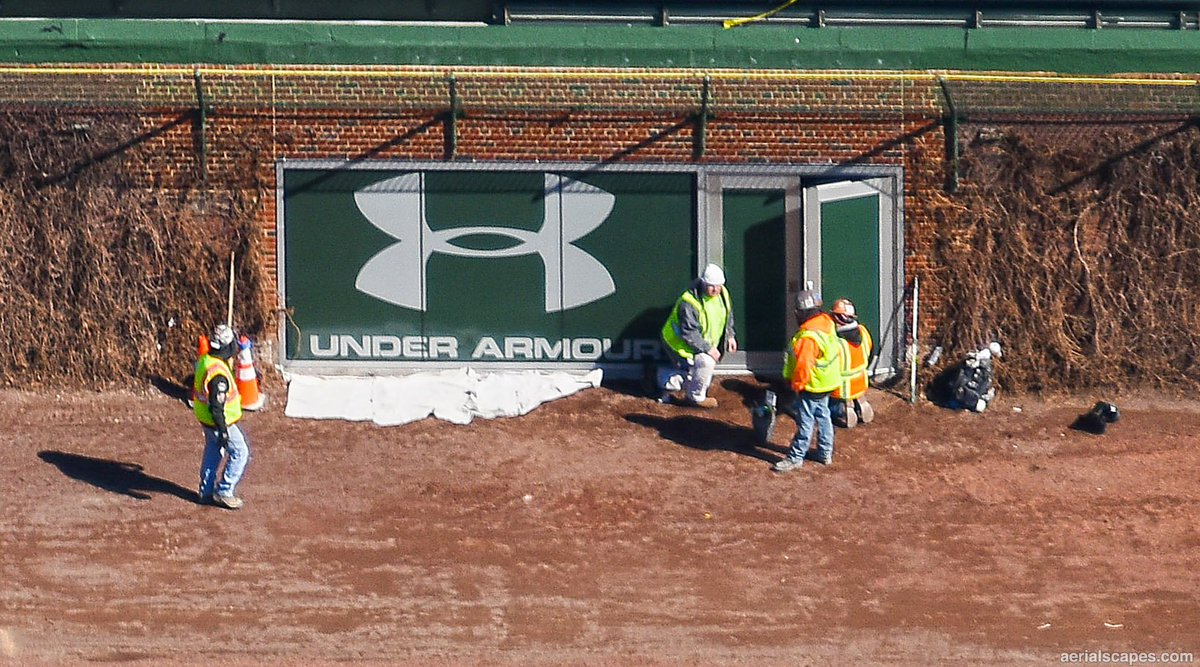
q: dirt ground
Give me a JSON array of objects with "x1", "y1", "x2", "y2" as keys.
[{"x1": 1, "y1": 375, "x2": 1197, "y2": 666}]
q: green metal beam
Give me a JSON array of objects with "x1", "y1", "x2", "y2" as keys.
[{"x1": 0, "y1": 20, "x2": 1199, "y2": 74}]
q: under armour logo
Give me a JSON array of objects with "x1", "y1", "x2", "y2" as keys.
[{"x1": 354, "y1": 173, "x2": 616, "y2": 312}]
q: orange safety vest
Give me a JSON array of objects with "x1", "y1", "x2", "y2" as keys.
[{"x1": 833, "y1": 324, "x2": 873, "y2": 401}]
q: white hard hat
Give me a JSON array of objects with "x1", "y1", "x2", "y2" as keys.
[
  {"x1": 211, "y1": 323, "x2": 235, "y2": 349},
  {"x1": 700, "y1": 263, "x2": 726, "y2": 286}
]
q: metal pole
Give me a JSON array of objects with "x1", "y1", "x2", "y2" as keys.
[
  {"x1": 695, "y1": 74, "x2": 711, "y2": 159},
  {"x1": 447, "y1": 74, "x2": 461, "y2": 159},
  {"x1": 938, "y1": 77, "x2": 959, "y2": 193},
  {"x1": 193, "y1": 68, "x2": 208, "y2": 184},
  {"x1": 910, "y1": 275, "x2": 919, "y2": 404}
]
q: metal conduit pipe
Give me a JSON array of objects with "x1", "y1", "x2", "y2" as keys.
[{"x1": 505, "y1": 7, "x2": 1198, "y2": 28}]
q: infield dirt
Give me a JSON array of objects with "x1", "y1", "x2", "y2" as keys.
[{"x1": 1, "y1": 377, "x2": 1197, "y2": 666}]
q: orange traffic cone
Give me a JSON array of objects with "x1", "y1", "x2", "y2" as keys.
[
  {"x1": 235, "y1": 335, "x2": 265, "y2": 411},
  {"x1": 187, "y1": 334, "x2": 210, "y2": 409}
]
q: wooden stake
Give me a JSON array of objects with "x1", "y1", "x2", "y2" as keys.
[{"x1": 226, "y1": 251, "x2": 235, "y2": 328}]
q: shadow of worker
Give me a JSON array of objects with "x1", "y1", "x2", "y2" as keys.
[
  {"x1": 38, "y1": 450, "x2": 195, "y2": 502},
  {"x1": 625, "y1": 413, "x2": 779, "y2": 462},
  {"x1": 148, "y1": 373, "x2": 194, "y2": 406}
]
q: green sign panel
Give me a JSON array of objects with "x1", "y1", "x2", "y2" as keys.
[{"x1": 282, "y1": 166, "x2": 696, "y2": 366}]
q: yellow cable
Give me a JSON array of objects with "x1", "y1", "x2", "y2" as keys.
[
  {"x1": 723, "y1": 0, "x2": 800, "y2": 29},
  {"x1": 0, "y1": 64, "x2": 1195, "y2": 87}
]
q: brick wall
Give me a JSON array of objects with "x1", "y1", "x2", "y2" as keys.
[{"x1": 4, "y1": 64, "x2": 1193, "y2": 343}]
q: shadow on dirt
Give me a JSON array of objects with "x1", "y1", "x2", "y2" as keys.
[
  {"x1": 720, "y1": 376, "x2": 778, "y2": 409},
  {"x1": 38, "y1": 450, "x2": 196, "y2": 502},
  {"x1": 624, "y1": 413, "x2": 785, "y2": 463},
  {"x1": 148, "y1": 374, "x2": 193, "y2": 406},
  {"x1": 602, "y1": 378, "x2": 654, "y2": 399}
]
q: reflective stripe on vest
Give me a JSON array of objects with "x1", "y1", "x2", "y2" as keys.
[
  {"x1": 660, "y1": 286, "x2": 731, "y2": 360},
  {"x1": 800, "y1": 328, "x2": 843, "y2": 393},
  {"x1": 834, "y1": 325, "x2": 873, "y2": 400},
  {"x1": 193, "y1": 354, "x2": 242, "y2": 427}
]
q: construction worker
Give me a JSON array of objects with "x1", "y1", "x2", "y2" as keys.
[
  {"x1": 657, "y1": 263, "x2": 737, "y2": 409},
  {"x1": 194, "y1": 323, "x2": 251, "y2": 509},
  {"x1": 772, "y1": 290, "x2": 842, "y2": 473},
  {"x1": 829, "y1": 297, "x2": 875, "y2": 428}
]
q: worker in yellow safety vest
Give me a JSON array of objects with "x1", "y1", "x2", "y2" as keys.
[
  {"x1": 772, "y1": 290, "x2": 842, "y2": 473},
  {"x1": 194, "y1": 323, "x2": 252, "y2": 510},
  {"x1": 830, "y1": 298, "x2": 875, "y2": 428},
  {"x1": 657, "y1": 263, "x2": 738, "y2": 409}
]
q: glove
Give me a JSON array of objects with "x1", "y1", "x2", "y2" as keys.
[{"x1": 217, "y1": 430, "x2": 230, "y2": 447}]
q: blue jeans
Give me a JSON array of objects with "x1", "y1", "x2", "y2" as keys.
[
  {"x1": 199, "y1": 423, "x2": 250, "y2": 498},
  {"x1": 786, "y1": 392, "x2": 834, "y2": 462}
]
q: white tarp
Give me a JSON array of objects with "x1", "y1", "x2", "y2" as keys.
[{"x1": 283, "y1": 368, "x2": 604, "y2": 426}]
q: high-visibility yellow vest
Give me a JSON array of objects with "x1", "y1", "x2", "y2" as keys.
[
  {"x1": 193, "y1": 354, "x2": 243, "y2": 427},
  {"x1": 660, "y1": 286, "x2": 731, "y2": 360},
  {"x1": 833, "y1": 324, "x2": 873, "y2": 401},
  {"x1": 781, "y1": 314, "x2": 842, "y2": 393}
]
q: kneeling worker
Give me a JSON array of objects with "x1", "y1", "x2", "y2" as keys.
[
  {"x1": 657, "y1": 263, "x2": 737, "y2": 409},
  {"x1": 830, "y1": 297, "x2": 875, "y2": 428}
]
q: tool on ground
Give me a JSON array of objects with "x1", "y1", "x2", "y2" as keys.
[
  {"x1": 751, "y1": 389, "x2": 778, "y2": 444},
  {"x1": 947, "y1": 341, "x2": 1002, "y2": 412},
  {"x1": 1071, "y1": 401, "x2": 1120, "y2": 434}
]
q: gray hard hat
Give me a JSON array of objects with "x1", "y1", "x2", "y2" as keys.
[{"x1": 795, "y1": 290, "x2": 823, "y2": 310}]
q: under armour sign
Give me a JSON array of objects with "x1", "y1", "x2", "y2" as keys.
[{"x1": 354, "y1": 172, "x2": 617, "y2": 312}]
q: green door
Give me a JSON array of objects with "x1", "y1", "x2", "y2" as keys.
[
  {"x1": 819, "y1": 193, "x2": 881, "y2": 340},
  {"x1": 722, "y1": 188, "x2": 788, "y2": 357},
  {"x1": 807, "y1": 180, "x2": 896, "y2": 374},
  {"x1": 712, "y1": 175, "x2": 803, "y2": 373}
]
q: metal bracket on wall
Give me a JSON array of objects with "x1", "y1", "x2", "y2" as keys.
[
  {"x1": 693, "y1": 75, "x2": 712, "y2": 159},
  {"x1": 445, "y1": 74, "x2": 464, "y2": 159},
  {"x1": 937, "y1": 77, "x2": 960, "y2": 193},
  {"x1": 193, "y1": 68, "x2": 208, "y2": 184}
]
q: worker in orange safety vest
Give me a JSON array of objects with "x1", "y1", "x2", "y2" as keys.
[
  {"x1": 829, "y1": 298, "x2": 875, "y2": 428},
  {"x1": 772, "y1": 289, "x2": 842, "y2": 473}
]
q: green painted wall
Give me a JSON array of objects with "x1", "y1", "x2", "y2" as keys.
[{"x1": 1, "y1": 19, "x2": 1199, "y2": 73}]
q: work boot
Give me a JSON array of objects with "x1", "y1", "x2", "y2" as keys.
[
  {"x1": 857, "y1": 400, "x2": 875, "y2": 424},
  {"x1": 657, "y1": 390, "x2": 685, "y2": 405},
  {"x1": 212, "y1": 494, "x2": 244, "y2": 510},
  {"x1": 686, "y1": 396, "x2": 718, "y2": 409},
  {"x1": 805, "y1": 451, "x2": 833, "y2": 465},
  {"x1": 772, "y1": 456, "x2": 805, "y2": 473},
  {"x1": 843, "y1": 402, "x2": 858, "y2": 429}
]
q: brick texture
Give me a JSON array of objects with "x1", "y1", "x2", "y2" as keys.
[{"x1": 2, "y1": 64, "x2": 1194, "y2": 340}]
